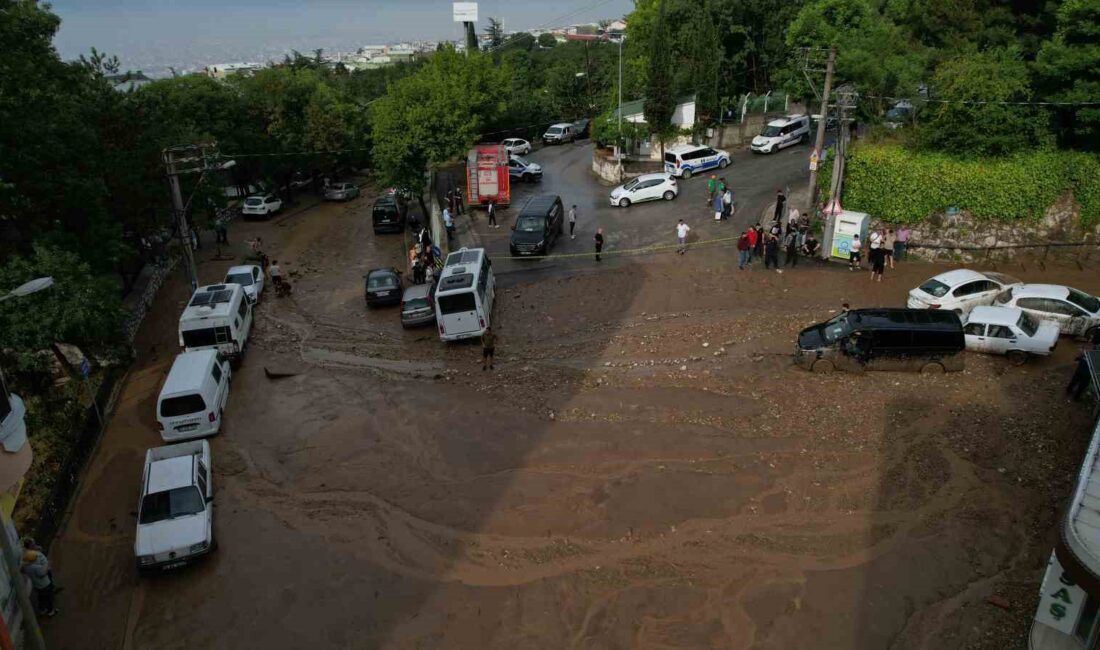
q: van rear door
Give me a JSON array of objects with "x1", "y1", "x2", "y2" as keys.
[{"x1": 438, "y1": 292, "x2": 480, "y2": 335}]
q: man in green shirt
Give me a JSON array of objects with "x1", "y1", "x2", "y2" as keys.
[{"x1": 706, "y1": 175, "x2": 716, "y2": 205}]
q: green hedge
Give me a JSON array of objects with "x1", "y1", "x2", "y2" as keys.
[{"x1": 832, "y1": 144, "x2": 1100, "y2": 227}]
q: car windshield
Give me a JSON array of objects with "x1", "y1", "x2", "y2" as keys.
[
  {"x1": 983, "y1": 272, "x2": 1019, "y2": 286},
  {"x1": 1017, "y1": 312, "x2": 1039, "y2": 337},
  {"x1": 761, "y1": 125, "x2": 782, "y2": 137},
  {"x1": 623, "y1": 179, "x2": 640, "y2": 191},
  {"x1": 1067, "y1": 288, "x2": 1100, "y2": 313},
  {"x1": 821, "y1": 313, "x2": 853, "y2": 343},
  {"x1": 368, "y1": 274, "x2": 397, "y2": 289},
  {"x1": 548, "y1": 127, "x2": 562, "y2": 134},
  {"x1": 404, "y1": 297, "x2": 431, "y2": 310},
  {"x1": 244, "y1": 198, "x2": 262, "y2": 206},
  {"x1": 919, "y1": 278, "x2": 951, "y2": 298},
  {"x1": 512, "y1": 157, "x2": 530, "y2": 166},
  {"x1": 515, "y1": 216, "x2": 544, "y2": 233},
  {"x1": 225, "y1": 273, "x2": 253, "y2": 287},
  {"x1": 139, "y1": 486, "x2": 205, "y2": 524}
]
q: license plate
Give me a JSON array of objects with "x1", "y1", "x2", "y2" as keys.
[
  {"x1": 163, "y1": 561, "x2": 186, "y2": 570},
  {"x1": 176, "y1": 423, "x2": 198, "y2": 432},
  {"x1": 377, "y1": 291, "x2": 390, "y2": 296}
]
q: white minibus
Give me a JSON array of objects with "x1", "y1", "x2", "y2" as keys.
[
  {"x1": 436, "y1": 248, "x2": 495, "y2": 342},
  {"x1": 178, "y1": 283, "x2": 253, "y2": 362}
]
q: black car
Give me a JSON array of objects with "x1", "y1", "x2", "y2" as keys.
[
  {"x1": 364, "y1": 268, "x2": 402, "y2": 307},
  {"x1": 372, "y1": 194, "x2": 407, "y2": 234},
  {"x1": 509, "y1": 194, "x2": 564, "y2": 257}
]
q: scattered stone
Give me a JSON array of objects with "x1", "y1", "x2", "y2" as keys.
[
  {"x1": 702, "y1": 342, "x2": 710, "y2": 348},
  {"x1": 985, "y1": 595, "x2": 1012, "y2": 610}
]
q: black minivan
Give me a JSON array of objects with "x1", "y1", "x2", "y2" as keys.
[
  {"x1": 509, "y1": 194, "x2": 564, "y2": 257},
  {"x1": 372, "y1": 194, "x2": 407, "y2": 234},
  {"x1": 796, "y1": 308, "x2": 965, "y2": 373}
]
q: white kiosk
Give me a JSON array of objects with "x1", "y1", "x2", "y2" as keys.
[{"x1": 822, "y1": 208, "x2": 870, "y2": 262}]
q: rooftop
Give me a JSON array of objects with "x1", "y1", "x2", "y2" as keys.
[
  {"x1": 148, "y1": 455, "x2": 195, "y2": 494},
  {"x1": 161, "y1": 350, "x2": 218, "y2": 396}
]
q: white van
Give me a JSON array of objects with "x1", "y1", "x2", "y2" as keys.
[
  {"x1": 157, "y1": 350, "x2": 231, "y2": 442},
  {"x1": 751, "y1": 114, "x2": 811, "y2": 153},
  {"x1": 179, "y1": 283, "x2": 253, "y2": 361},
  {"x1": 436, "y1": 247, "x2": 495, "y2": 342},
  {"x1": 663, "y1": 144, "x2": 731, "y2": 178},
  {"x1": 135, "y1": 440, "x2": 215, "y2": 572}
]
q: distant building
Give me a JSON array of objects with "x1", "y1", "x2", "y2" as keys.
[
  {"x1": 105, "y1": 70, "x2": 153, "y2": 92},
  {"x1": 204, "y1": 62, "x2": 262, "y2": 79},
  {"x1": 615, "y1": 95, "x2": 697, "y2": 129}
]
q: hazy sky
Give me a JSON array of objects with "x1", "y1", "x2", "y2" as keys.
[{"x1": 49, "y1": 0, "x2": 634, "y2": 73}]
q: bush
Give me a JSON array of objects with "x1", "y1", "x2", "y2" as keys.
[{"x1": 834, "y1": 144, "x2": 1100, "y2": 226}]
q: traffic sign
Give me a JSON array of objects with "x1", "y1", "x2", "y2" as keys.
[{"x1": 79, "y1": 358, "x2": 91, "y2": 379}]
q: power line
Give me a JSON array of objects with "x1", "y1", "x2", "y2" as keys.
[{"x1": 863, "y1": 94, "x2": 1100, "y2": 107}]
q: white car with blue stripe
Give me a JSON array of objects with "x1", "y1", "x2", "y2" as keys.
[{"x1": 663, "y1": 144, "x2": 730, "y2": 179}]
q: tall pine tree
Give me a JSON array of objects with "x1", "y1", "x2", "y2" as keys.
[{"x1": 644, "y1": 0, "x2": 676, "y2": 159}]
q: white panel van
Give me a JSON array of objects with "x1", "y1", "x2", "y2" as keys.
[{"x1": 156, "y1": 350, "x2": 231, "y2": 442}]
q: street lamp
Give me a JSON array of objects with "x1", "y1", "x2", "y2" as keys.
[{"x1": 0, "y1": 277, "x2": 51, "y2": 650}]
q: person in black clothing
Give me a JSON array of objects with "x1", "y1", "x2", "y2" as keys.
[
  {"x1": 594, "y1": 228, "x2": 604, "y2": 261},
  {"x1": 753, "y1": 223, "x2": 765, "y2": 260},
  {"x1": 487, "y1": 200, "x2": 498, "y2": 228},
  {"x1": 783, "y1": 230, "x2": 799, "y2": 267},
  {"x1": 773, "y1": 188, "x2": 786, "y2": 222},
  {"x1": 1068, "y1": 351, "x2": 1093, "y2": 401},
  {"x1": 764, "y1": 233, "x2": 780, "y2": 270}
]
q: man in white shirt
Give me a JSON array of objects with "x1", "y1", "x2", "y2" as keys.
[{"x1": 676, "y1": 220, "x2": 691, "y2": 255}]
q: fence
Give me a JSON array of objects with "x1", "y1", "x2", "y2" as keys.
[{"x1": 910, "y1": 241, "x2": 1100, "y2": 267}]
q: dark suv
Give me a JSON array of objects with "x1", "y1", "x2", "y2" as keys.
[
  {"x1": 509, "y1": 195, "x2": 564, "y2": 257},
  {"x1": 372, "y1": 194, "x2": 407, "y2": 234}
]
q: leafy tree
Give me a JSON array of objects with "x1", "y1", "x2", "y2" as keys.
[
  {"x1": 1036, "y1": 0, "x2": 1100, "y2": 150},
  {"x1": 486, "y1": 18, "x2": 505, "y2": 47},
  {"x1": 919, "y1": 47, "x2": 1050, "y2": 156},
  {"x1": 644, "y1": 0, "x2": 676, "y2": 157},
  {"x1": 370, "y1": 46, "x2": 507, "y2": 211},
  {"x1": 538, "y1": 32, "x2": 558, "y2": 48},
  {"x1": 0, "y1": 245, "x2": 125, "y2": 369}
]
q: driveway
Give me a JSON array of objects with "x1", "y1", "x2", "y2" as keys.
[{"x1": 463, "y1": 139, "x2": 812, "y2": 275}]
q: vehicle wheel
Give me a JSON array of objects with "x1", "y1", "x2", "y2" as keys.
[
  {"x1": 522, "y1": 173, "x2": 533, "y2": 183},
  {"x1": 1006, "y1": 350, "x2": 1029, "y2": 366},
  {"x1": 682, "y1": 169, "x2": 693, "y2": 179},
  {"x1": 719, "y1": 158, "x2": 729, "y2": 169},
  {"x1": 953, "y1": 308, "x2": 963, "y2": 315},
  {"x1": 811, "y1": 359, "x2": 834, "y2": 374},
  {"x1": 618, "y1": 198, "x2": 631, "y2": 208},
  {"x1": 663, "y1": 191, "x2": 675, "y2": 201},
  {"x1": 920, "y1": 361, "x2": 946, "y2": 375}
]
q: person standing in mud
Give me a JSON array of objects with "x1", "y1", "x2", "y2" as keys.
[
  {"x1": 594, "y1": 227, "x2": 604, "y2": 261},
  {"x1": 482, "y1": 326, "x2": 496, "y2": 371}
]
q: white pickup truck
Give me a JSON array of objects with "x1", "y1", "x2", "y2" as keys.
[{"x1": 135, "y1": 440, "x2": 215, "y2": 572}]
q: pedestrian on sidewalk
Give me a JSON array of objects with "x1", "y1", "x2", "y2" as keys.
[
  {"x1": 722, "y1": 188, "x2": 733, "y2": 220},
  {"x1": 482, "y1": 326, "x2": 496, "y2": 371},
  {"x1": 787, "y1": 206, "x2": 800, "y2": 234},
  {"x1": 737, "y1": 230, "x2": 752, "y2": 270},
  {"x1": 21, "y1": 541, "x2": 58, "y2": 617},
  {"x1": 717, "y1": 177, "x2": 727, "y2": 197},
  {"x1": 869, "y1": 227, "x2": 884, "y2": 281},
  {"x1": 895, "y1": 225, "x2": 910, "y2": 260},
  {"x1": 676, "y1": 220, "x2": 690, "y2": 254},
  {"x1": 752, "y1": 223, "x2": 764, "y2": 259},
  {"x1": 413, "y1": 256, "x2": 425, "y2": 285},
  {"x1": 594, "y1": 228, "x2": 604, "y2": 261},
  {"x1": 707, "y1": 175, "x2": 717, "y2": 205},
  {"x1": 773, "y1": 188, "x2": 787, "y2": 222},
  {"x1": 769, "y1": 220, "x2": 782, "y2": 241},
  {"x1": 764, "y1": 233, "x2": 780, "y2": 270},
  {"x1": 784, "y1": 229, "x2": 799, "y2": 267},
  {"x1": 884, "y1": 228, "x2": 897, "y2": 269},
  {"x1": 746, "y1": 224, "x2": 759, "y2": 261},
  {"x1": 848, "y1": 235, "x2": 862, "y2": 270},
  {"x1": 712, "y1": 192, "x2": 723, "y2": 221},
  {"x1": 1067, "y1": 349, "x2": 1092, "y2": 401},
  {"x1": 569, "y1": 204, "x2": 577, "y2": 239},
  {"x1": 487, "y1": 199, "x2": 498, "y2": 228},
  {"x1": 443, "y1": 207, "x2": 455, "y2": 242},
  {"x1": 215, "y1": 219, "x2": 228, "y2": 244}
]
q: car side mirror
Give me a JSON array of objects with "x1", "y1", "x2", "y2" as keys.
[{"x1": 206, "y1": 495, "x2": 214, "y2": 503}]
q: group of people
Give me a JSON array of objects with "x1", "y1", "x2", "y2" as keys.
[
  {"x1": 706, "y1": 176, "x2": 735, "y2": 221},
  {"x1": 410, "y1": 224, "x2": 437, "y2": 285},
  {"x1": 248, "y1": 237, "x2": 287, "y2": 293},
  {"x1": 847, "y1": 225, "x2": 911, "y2": 282}
]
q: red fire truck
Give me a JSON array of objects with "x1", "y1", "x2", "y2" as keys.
[{"x1": 465, "y1": 145, "x2": 511, "y2": 208}]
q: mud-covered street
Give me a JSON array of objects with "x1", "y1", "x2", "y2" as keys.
[{"x1": 42, "y1": 177, "x2": 1100, "y2": 649}]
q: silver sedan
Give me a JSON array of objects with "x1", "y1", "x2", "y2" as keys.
[{"x1": 324, "y1": 182, "x2": 360, "y2": 202}]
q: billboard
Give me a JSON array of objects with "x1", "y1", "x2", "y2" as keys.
[{"x1": 453, "y1": 2, "x2": 478, "y2": 22}]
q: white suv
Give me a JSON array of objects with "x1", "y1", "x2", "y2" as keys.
[
  {"x1": 241, "y1": 194, "x2": 282, "y2": 219},
  {"x1": 751, "y1": 115, "x2": 811, "y2": 154}
]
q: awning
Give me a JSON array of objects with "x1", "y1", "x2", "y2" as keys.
[{"x1": 1056, "y1": 409, "x2": 1100, "y2": 594}]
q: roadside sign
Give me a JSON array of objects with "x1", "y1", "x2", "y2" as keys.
[
  {"x1": 453, "y1": 2, "x2": 478, "y2": 22},
  {"x1": 79, "y1": 358, "x2": 91, "y2": 379},
  {"x1": 809, "y1": 148, "x2": 820, "y2": 171}
]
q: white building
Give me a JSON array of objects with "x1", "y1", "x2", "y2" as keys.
[{"x1": 204, "y1": 62, "x2": 262, "y2": 79}]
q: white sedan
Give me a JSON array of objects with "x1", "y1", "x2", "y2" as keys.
[
  {"x1": 609, "y1": 173, "x2": 679, "y2": 208},
  {"x1": 223, "y1": 264, "x2": 265, "y2": 304},
  {"x1": 241, "y1": 194, "x2": 282, "y2": 219},
  {"x1": 962, "y1": 306, "x2": 1059, "y2": 364},
  {"x1": 502, "y1": 138, "x2": 531, "y2": 156},
  {"x1": 994, "y1": 283, "x2": 1100, "y2": 338},
  {"x1": 907, "y1": 269, "x2": 1021, "y2": 316}
]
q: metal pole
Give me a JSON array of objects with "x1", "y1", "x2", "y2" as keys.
[
  {"x1": 618, "y1": 37, "x2": 622, "y2": 143},
  {"x1": 167, "y1": 172, "x2": 198, "y2": 292},
  {"x1": 807, "y1": 47, "x2": 835, "y2": 209},
  {"x1": 829, "y1": 102, "x2": 845, "y2": 206},
  {"x1": 0, "y1": 509, "x2": 43, "y2": 650}
]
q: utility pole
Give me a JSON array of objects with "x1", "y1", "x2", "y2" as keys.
[
  {"x1": 806, "y1": 47, "x2": 835, "y2": 210},
  {"x1": 163, "y1": 144, "x2": 219, "y2": 293},
  {"x1": 584, "y1": 41, "x2": 593, "y2": 118},
  {"x1": 828, "y1": 88, "x2": 859, "y2": 210}
]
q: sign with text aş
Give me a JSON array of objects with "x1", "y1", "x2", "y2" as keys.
[
  {"x1": 1035, "y1": 551, "x2": 1086, "y2": 635},
  {"x1": 453, "y1": 2, "x2": 478, "y2": 22}
]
